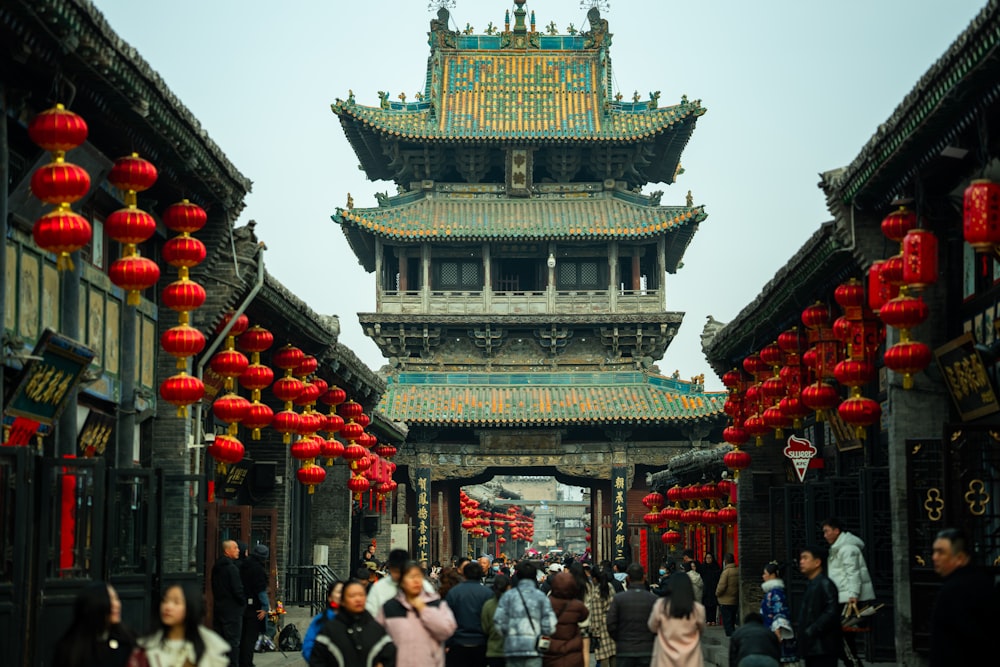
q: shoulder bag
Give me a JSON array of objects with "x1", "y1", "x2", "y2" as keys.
[{"x1": 516, "y1": 587, "x2": 551, "y2": 653}]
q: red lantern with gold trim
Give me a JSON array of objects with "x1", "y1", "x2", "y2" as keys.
[
  {"x1": 161, "y1": 325, "x2": 206, "y2": 369},
  {"x1": 163, "y1": 236, "x2": 206, "y2": 267},
  {"x1": 724, "y1": 448, "x2": 751, "y2": 477},
  {"x1": 801, "y1": 381, "x2": 839, "y2": 420},
  {"x1": 159, "y1": 372, "x2": 205, "y2": 418},
  {"x1": 208, "y1": 434, "x2": 245, "y2": 474},
  {"x1": 31, "y1": 161, "x2": 90, "y2": 204},
  {"x1": 901, "y1": 229, "x2": 938, "y2": 291},
  {"x1": 964, "y1": 179, "x2": 1000, "y2": 251},
  {"x1": 297, "y1": 463, "x2": 327, "y2": 494},
  {"x1": 163, "y1": 199, "x2": 208, "y2": 234},
  {"x1": 838, "y1": 392, "x2": 881, "y2": 439},
  {"x1": 243, "y1": 403, "x2": 274, "y2": 440},
  {"x1": 881, "y1": 206, "x2": 917, "y2": 243},
  {"x1": 884, "y1": 341, "x2": 932, "y2": 390},
  {"x1": 28, "y1": 104, "x2": 88, "y2": 155},
  {"x1": 32, "y1": 208, "x2": 92, "y2": 271},
  {"x1": 661, "y1": 529, "x2": 683, "y2": 545}
]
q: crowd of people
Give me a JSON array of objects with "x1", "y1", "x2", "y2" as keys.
[{"x1": 48, "y1": 521, "x2": 996, "y2": 667}]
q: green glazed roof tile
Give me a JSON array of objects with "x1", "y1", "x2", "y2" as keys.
[{"x1": 378, "y1": 372, "x2": 726, "y2": 426}]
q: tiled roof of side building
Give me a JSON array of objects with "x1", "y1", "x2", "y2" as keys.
[
  {"x1": 333, "y1": 93, "x2": 704, "y2": 142},
  {"x1": 334, "y1": 192, "x2": 706, "y2": 242},
  {"x1": 378, "y1": 372, "x2": 726, "y2": 426}
]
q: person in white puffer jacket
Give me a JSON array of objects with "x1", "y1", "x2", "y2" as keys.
[
  {"x1": 821, "y1": 518, "x2": 875, "y2": 605},
  {"x1": 822, "y1": 517, "x2": 875, "y2": 667}
]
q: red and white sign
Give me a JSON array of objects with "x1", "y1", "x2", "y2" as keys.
[{"x1": 784, "y1": 434, "x2": 818, "y2": 483}]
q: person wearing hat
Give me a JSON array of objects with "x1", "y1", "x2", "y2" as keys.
[{"x1": 239, "y1": 544, "x2": 271, "y2": 667}]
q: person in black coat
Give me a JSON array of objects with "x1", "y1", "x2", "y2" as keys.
[
  {"x1": 729, "y1": 612, "x2": 781, "y2": 667},
  {"x1": 212, "y1": 539, "x2": 246, "y2": 667},
  {"x1": 700, "y1": 552, "x2": 722, "y2": 624},
  {"x1": 795, "y1": 545, "x2": 841, "y2": 667},
  {"x1": 239, "y1": 544, "x2": 271, "y2": 667},
  {"x1": 52, "y1": 582, "x2": 138, "y2": 667},
  {"x1": 310, "y1": 580, "x2": 395, "y2": 667},
  {"x1": 929, "y1": 528, "x2": 999, "y2": 666}
]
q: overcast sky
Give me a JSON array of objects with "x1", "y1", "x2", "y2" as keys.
[{"x1": 94, "y1": 0, "x2": 987, "y2": 390}]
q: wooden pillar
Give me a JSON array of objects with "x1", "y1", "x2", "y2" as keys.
[
  {"x1": 398, "y1": 252, "x2": 407, "y2": 291},
  {"x1": 631, "y1": 252, "x2": 641, "y2": 292}
]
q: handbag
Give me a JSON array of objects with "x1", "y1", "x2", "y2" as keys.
[
  {"x1": 841, "y1": 601, "x2": 883, "y2": 629},
  {"x1": 516, "y1": 587, "x2": 551, "y2": 654}
]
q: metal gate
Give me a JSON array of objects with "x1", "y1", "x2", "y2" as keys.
[
  {"x1": 32, "y1": 456, "x2": 106, "y2": 667},
  {"x1": 107, "y1": 468, "x2": 158, "y2": 635},
  {"x1": 772, "y1": 470, "x2": 894, "y2": 662},
  {"x1": 0, "y1": 448, "x2": 32, "y2": 667}
]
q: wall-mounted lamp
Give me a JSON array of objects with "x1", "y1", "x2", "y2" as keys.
[{"x1": 547, "y1": 253, "x2": 556, "y2": 269}]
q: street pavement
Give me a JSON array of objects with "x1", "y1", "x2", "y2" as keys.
[{"x1": 252, "y1": 607, "x2": 901, "y2": 666}]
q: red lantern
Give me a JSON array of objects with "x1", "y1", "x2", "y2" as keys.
[
  {"x1": 272, "y1": 376, "x2": 305, "y2": 403},
  {"x1": 240, "y1": 364, "x2": 274, "y2": 393},
  {"x1": 777, "y1": 328, "x2": 805, "y2": 354},
  {"x1": 296, "y1": 412, "x2": 324, "y2": 436},
  {"x1": 701, "y1": 508, "x2": 720, "y2": 525},
  {"x1": 295, "y1": 355, "x2": 319, "y2": 377},
  {"x1": 207, "y1": 434, "x2": 244, "y2": 473},
  {"x1": 742, "y1": 354, "x2": 768, "y2": 379},
  {"x1": 963, "y1": 179, "x2": 1000, "y2": 252},
  {"x1": 722, "y1": 369, "x2": 743, "y2": 389},
  {"x1": 724, "y1": 448, "x2": 751, "y2": 476},
  {"x1": 162, "y1": 280, "x2": 207, "y2": 314},
  {"x1": 833, "y1": 360, "x2": 874, "y2": 388},
  {"x1": 163, "y1": 236, "x2": 207, "y2": 267},
  {"x1": 161, "y1": 325, "x2": 206, "y2": 369},
  {"x1": 321, "y1": 386, "x2": 348, "y2": 407},
  {"x1": 375, "y1": 443, "x2": 398, "y2": 458},
  {"x1": 291, "y1": 436, "x2": 322, "y2": 462},
  {"x1": 838, "y1": 393, "x2": 881, "y2": 439},
  {"x1": 867, "y1": 261, "x2": 897, "y2": 314},
  {"x1": 759, "y1": 343, "x2": 784, "y2": 370},
  {"x1": 294, "y1": 382, "x2": 322, "y2": 407},
  {"x1": 801, "y1": 382, "x2": 839, "y2": 419},
  {"x1": 879, "y1": 295, "x2": 929, "y2": 342},
  {"x1": 31, "y1": 161, "x2": 91, "y2": 204},
  {"x1": 901, "y1": 229, "x2": 938, "y2": 290},
  {"x1": 802, "y1": 302, "x2": 831, "y2": 330},
  {"x1": 348, "y1": 474, "x2": 370, "y2": 499},
  {"x1": 661, "y1": 529, "x2": 683, "y2": 545},
  {"x1": 321, "y1": 437, "x2": 345, "y2": 465},
  {"x1": 297, "y1": 463, "x2": 327, "y2": 494},
  {"x1": 325, "y1": 413, "x2": 345, "y2": 434},
  {"x1": 778, "y1": 395, "x2": 810, "y2": 428},
  {"x1": 159, "y1": 373, "x2": 205, "y2": 417},
  {"x1": 107, "y1": 256, "x2": 160, "y2": 306},
  {"x1": 239, "y1": 326, "x2": 275, "y2": 356},
  {"x1": 242, "y1": 402, "x2": 274, "y2": 440},
  {"x1": 217, "y1": 312, "x2": 249, "y2": 338},
  {"x1": 717, "y1": 479, "x2": 736, "y2": 500},
  {"x1": 881, "y1": 206, "x2": 917, "y2": 243},
  {"x1": 883, "y1": 341, "x2": 932, "y2": 390},
  {"x1": 32, "y1": 208, "x2": 92, "y2": 271},
  {"x1": 272, "y1": 410, "x2": 300, "y2": 444},
  {"x1": 338, "y1": 400, "x2": 365, "y2": 421},
  {"x1": 341, "y1": 421, "x2": 364, "y2": 442},
  {"x1": 211, "y1": 349, "x2": 250, "y2": 386},
  {"x1": 718, "y1": 506, "x2": 738, "y2": 525},
  {"x1": 642, "y1": 492, "x2": 665, "y2": 510},
  {"x1": 762, "y1": 405, "x2": 790, "y2": 438},
  {"x1": 213, "y1": 393, "x2": 251, "y2": 424},
  {"x1": 108, "y1": 153, "x2": 158, "y2": 196},
  {"x1": 273, "y1": 345, "x2": 306, "y2": 371},
  {"x1": 666, "y1": 485, "x2": 684, "y2": 503},
  {"x1": 28, "y1": 104, "x2": 88, "y2": 155},
  {"x1": 744, "y1": 414, "x2": 770, "y2": 446},
  {"x1": 723, "y1": 425, "x2": 749, "y2": 447},
  {"x1": 343, "y1": 443, "x2": 368, "y2": 464},
  {"x1": 163, "y1": 199, "x2": 208, "y2": 234}
]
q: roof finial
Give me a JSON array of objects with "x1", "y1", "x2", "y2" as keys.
[{"x1": 427, "y1": 0, "x2": 456, "y2": 11}]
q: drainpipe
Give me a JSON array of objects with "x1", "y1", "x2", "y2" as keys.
[
  {"x1": 190, "y1": 244, "x2": 265, "y2": 474},
  {"x1": 0, "y1": 84, "x2": 7, "y2": 410}
]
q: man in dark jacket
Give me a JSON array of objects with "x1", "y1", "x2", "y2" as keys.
[
  {"x1": 606, "y1": 563, "x2": 657, "y2": 667},
  {"x1": 729, "y1": 612, "x2": 781, "y2": 667},
  {"x1": 212, "y1": 539, "x2": 246, "y2": 667},
  {"x1": 929, "y1": 528, "x2": 998, "y2": 666},
  {"x1": 444, "y1": 561, "x2": 493, "y2": 667},
  {"x1": 239, "y1": 544, "x2": 270, "y2": 667},
  {"x1": 796, "y1": 545, "x2": 841, "y2": 667}
]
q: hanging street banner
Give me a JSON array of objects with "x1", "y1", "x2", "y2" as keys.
[
  {"x1": 611, "y1": 465, "x2": 628, "y2": 561},
  {"x1": 414, "y1": 466, "x2": 432, "y2": 562},
  {"x1": 784, "y1": 434, "x2": 819, "y2": 483},
  {"x1": 3, "y1": 329, "x2": 95, "y2": 440}
]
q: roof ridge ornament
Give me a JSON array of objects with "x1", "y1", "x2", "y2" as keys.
[
  {"x1": 428, "y1": 0, "x2": 456, "y2": 11},
  {"x1": 581, "y1": 0, "x2": 611, "y2": 11}
]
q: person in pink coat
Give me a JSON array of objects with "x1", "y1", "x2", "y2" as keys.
[
  {"x1": 648, "y1": 572, "x2": 707, "y2": 667},
  {"x1": 378, "y1": 561, "x2": 457, "y2": 667}
]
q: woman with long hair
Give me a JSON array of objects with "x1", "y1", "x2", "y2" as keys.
[
  {"x1": 584, "y1": 566, "x2": 616, "y2": 667},
  {"x1": 140, "y1": 582, "x2": 229, "y2": 667},
  {"x1": 310, "y1": 580, "x2": 395, "y2": 667},
  {"x1": 760, "y1": 562, "x2": 796, "y2": 663},
  {"x1": 648, "y1": 572, "x2": 706, "y2": 667},
  {"x1": 481, "y1": 573, "x2": 512, "y2": 667},
  {"x1": 303, "y1": 580, "x2": 345, "y2": 661},
  {"x1": 700, "y1": 553, "x2": 722, "y2": 625},
  {"x1": 377, "y1": 561, "x2": 457, "y2": 667},
  {"x1": 544, "y1": 571, "x2": 590, "y2": 667},
  {"x1": 52, "y1": 581, "x2": 140, "y2": 667}
]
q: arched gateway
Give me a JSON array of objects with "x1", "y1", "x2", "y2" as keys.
[{"x1": 331, "y1": 2, "x2": 726, "y2": 562}]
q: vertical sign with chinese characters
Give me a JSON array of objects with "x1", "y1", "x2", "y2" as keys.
[
  {"x1": 611, "y1": 466, "x2": 628, "y2": 561},
  {"x1": 414, "y1": 467, "x2": 431, "y2": 562}
]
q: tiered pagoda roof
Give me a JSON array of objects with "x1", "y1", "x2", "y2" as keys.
[
  {"x1": 379, "y1": 371, "x2": 725, "y2": 427},
  {"x1": 334, "y1": 187, "x2": 705, "y2": 271},
  {"x1": 330, "y1": 4, "x2": 705, "y2": 187}
]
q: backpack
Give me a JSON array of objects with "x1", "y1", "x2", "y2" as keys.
[{"x1": 278, "y1": 623, "x2": 302, "y2": 652}]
